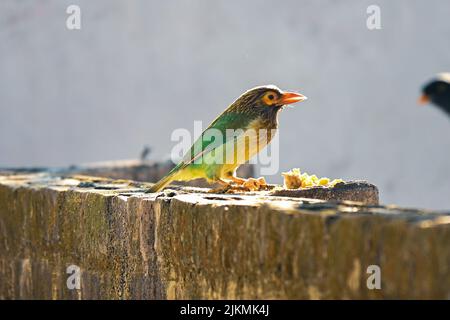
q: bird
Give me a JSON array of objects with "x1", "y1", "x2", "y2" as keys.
[
  {"x1": 140, "y1": 145, "x2": 152, "y2": 161},
  {"x1": 419, "y1": 73, "x2": 450, "y2": 116},
  {"x1": 147, "y1": 85, "x2": 307, "y2": 193}
]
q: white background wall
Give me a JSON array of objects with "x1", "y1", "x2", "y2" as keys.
[{"x1": 1, "y1": 0, "x2": 450, "y2": 209}]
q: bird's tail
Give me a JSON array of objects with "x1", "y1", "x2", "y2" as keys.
[{"x1": 147, "y1": 169, "x2": 179, "y2": 193}]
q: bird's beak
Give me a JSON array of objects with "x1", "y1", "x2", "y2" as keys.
[
  {"x1": 279, "y1": 92, "x2": 307, "y2": 105},
  {"x1": 418, "y1": 94, "x2": 429, "y2": 105}
]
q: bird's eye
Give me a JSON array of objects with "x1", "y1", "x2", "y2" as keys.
[{"x1": 262, "y1": 91, "x2": 278, "y2": 105}]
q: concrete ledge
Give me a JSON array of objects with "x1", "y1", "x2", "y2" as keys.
[
  {"x1": 0, "y1": 173, "x2": 449, "y2": 299},
  {"x1": 54, "y1": 159, "x2": 253, "y2": 188}
]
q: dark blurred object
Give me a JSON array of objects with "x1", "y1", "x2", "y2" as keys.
[
  {"x1": 420, "y1": 73, "x2": 450, "y2": 116},
  {"x1": 140, "y1": 145, "x2": 152, "y2": 161}
]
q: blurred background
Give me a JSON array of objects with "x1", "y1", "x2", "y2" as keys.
[{"x1": 1, "y1": 0, "x2": 449, "y2": 209}]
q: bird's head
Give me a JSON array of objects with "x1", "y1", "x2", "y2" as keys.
[
  {"x1": 419, "y1": 73, "x2": 450, "y2": 114},
  {"x1": 234, "y1": 85, "x2": 307, "y2": 112}
]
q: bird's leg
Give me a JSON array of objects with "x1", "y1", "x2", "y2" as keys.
[
  {"x1": 241, "y1": 177, "x2": 268, "y2": 191},
  {"x1": 217, "y1": 178, "x2": 231, "y2": 186},
  {"x1": 229, "y1": 176, "x2": 247, "y2": 185},
  {"x1": 221, "y1": 171, "x2": 268, "y2": 192},
  {"x1": 230, "y1": 175, "x2": 268, "y2": 191}
]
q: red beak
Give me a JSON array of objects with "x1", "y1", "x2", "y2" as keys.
[
  {"x1": 418, "y1": 94, "x2": 429, "y2": 105},
  {"x1": 279, "y1": 92, "x2": 307, "y2": 105}
]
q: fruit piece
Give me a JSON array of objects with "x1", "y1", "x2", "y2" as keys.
[
  {"x1": 282, "y1": 168, "x2": 303, "y2": 189},
  {"x1": 281, "y1": 169, "x2": 344, "y2": 189},
  {"x1": 318, "y1": 177, "x2": 330, "y2": 186}
]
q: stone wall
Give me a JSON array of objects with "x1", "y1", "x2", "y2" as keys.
[{"x1": 0, "y1": 172, "x2": 449, "y2": 299}]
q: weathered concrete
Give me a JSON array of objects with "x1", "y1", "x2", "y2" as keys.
[
  {"x1": 73, "y1": 160, "x2": 255, "y2": 189},
  {"x1": 0, "y1": 160, "x2": 254, "y2": 189},
  {"x1": 0, "y1": 173, "x2": 449, "y2": 299},
  {"x1": 0, "y1": 161, "x2": 378, "y2": 204}
]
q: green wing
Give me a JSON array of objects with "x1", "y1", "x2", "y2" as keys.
[{"x1": 171, "y1": 111, "x2": 253, "y2": 172}]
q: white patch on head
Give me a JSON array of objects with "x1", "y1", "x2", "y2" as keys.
[
  {"x1": 245, "y1": 84, "x2": 282, "y2": 94},
  {"x1": 437, "y1": 73, "x2": 450, "y2": 83}
]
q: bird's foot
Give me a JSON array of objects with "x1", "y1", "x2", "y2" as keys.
[
  {"x1": 226, "y1": 176, "x2": 269, "y2": 192},
  {"x1": 240, "y1": 177, "x2": 269, "y2": 191},
  {"x1": 209, "y1": 177, "x2": 269, "y2": 193},
  {"x1": 229, "y1": 176, "x2": 247, "y2": 185}
]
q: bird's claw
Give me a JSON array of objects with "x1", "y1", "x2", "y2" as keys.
[
  {"x1": 208, "y1": 177, "x2": 269, "y2": 193},
  {"x1": 240, "y1": 177, "x2": 269, "y2": 191},
  {"x1": 214, "y1": 177, "x2": 269, "y2": 193}
]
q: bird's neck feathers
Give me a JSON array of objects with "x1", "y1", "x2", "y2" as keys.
[
  {"x1": 258, "y1": 105, "x2": 282, "y2": 129},
  {"x1": 227, "y1": 98, "x2": 282, "y2": 129}
]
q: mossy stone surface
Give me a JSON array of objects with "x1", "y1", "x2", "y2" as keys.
[{"x1": 0, "y1": 173, "x2": 449, "y2": 299}]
